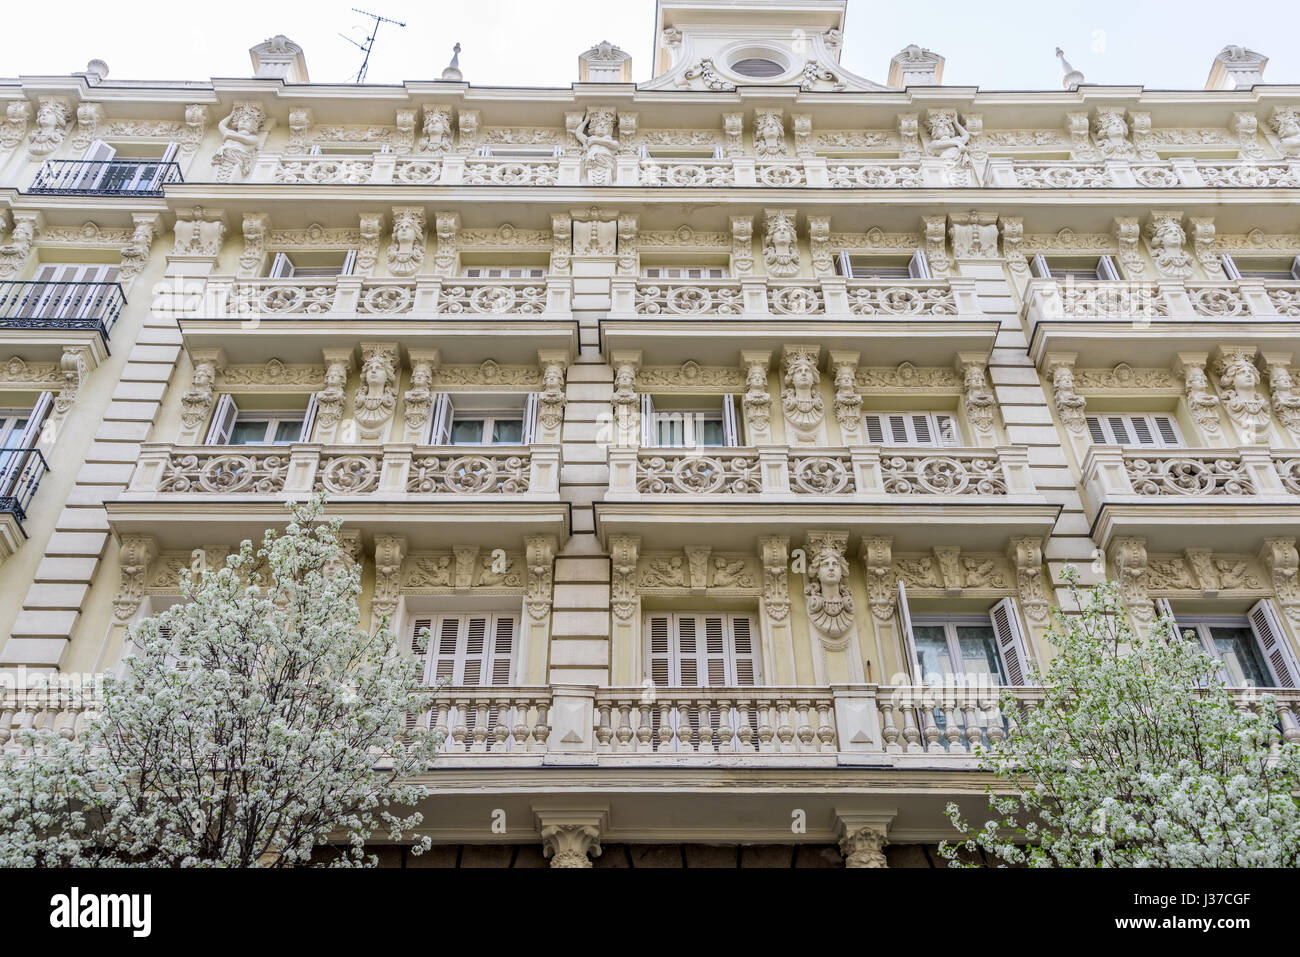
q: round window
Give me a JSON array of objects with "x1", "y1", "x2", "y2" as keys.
[{"x1": 730, "y1": 57, "x2": 785, "y2": 78}]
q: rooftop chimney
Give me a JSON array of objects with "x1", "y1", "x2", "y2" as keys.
[
  {"x1": 249, "y1": 35, "x2": 310, "y2": 83},
  {"x1": 1205, "y1": 45, "x2": 1267, "y2": 89},
  {"x1": 887, "y1": 45, "x2": 944, "y2": 87},
  {"x1": 579, "y1": 41, "x2": 632, "y2": 83}
]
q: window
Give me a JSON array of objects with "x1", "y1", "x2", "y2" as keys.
[
  {"x1": 23, "y1": 264, "x2": 121, "y2": 320},
  {"x1": 71, "y1": 139, "x2": 178, "y2": 192},
  {"x1": 644, "y1": 612, "x2": 761, "y2": 686},
  {"x1": 477, "y1": 145, "x2": 562, "y2": 158},
  {"x1": 1160, "y1": 600, "x2": 1300, "y2": 688},
  {"x1": 429, "y1": 393, "x2": 538, "y2": 445},
  {"x1": 638, "y1": 145, "x2": 725, "y2": 160},
  {"x1": 460, "y1": 266, "x2": 546, "y2": 279},
  {"x1": 897, "y1": 584, "x2": 1032, "y2": 687},
  {"x1": 730, "y1": 57, "x2": 785, "y2": 78},
  {"x1": 1030, "y1": 254, "x2": 1120, "y2": 281},
  {"x1": 1220, "y1": 254, "x2": 1300, "y2": 281},
  {"x1": 1085, "y1": 413, "x2": 1182, "y2": 448},
  {"x1": 864, "y1": 413, "x2": 959, "y2": 447},
  {"x1": 268, "y1": 250, "x2": 356, "y2": 279},
  {"x1": 641, "y1": 394, "x2": 740, "y2": 447},
  {"x1": 0, "y1": 393, "x2": 52, "y2": 498},
  {"x1": 640, "y1": 265, "x2": 729, "y2": 280},
  {"x1": 836, "y1": 250, "x2": 931, "y2": 280},
  {"x1": 205, "y1": 395, "x2": 317, "y2": 446},
  {"x1": 413, "y1": 613, "x2": 517, "y2": 686}
]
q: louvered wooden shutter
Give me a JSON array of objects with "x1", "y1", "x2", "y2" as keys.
[
  {"x1": 677, "y1": 615, "x2": 700, "y2": 686},
  {"x1": 722, "y1": 393, "x2": 740, "y2": 447},
  {"x1": 1130, "y1": 416, "x2": 1155, "y2": 446},
  {"x1": 1248, "y1": 599, "x2": 1300, "y2": 688},
  {"x1": 298, "y1": 393, "x2": 319, "y2": 442},
  {"x1": 990, "y1": 597, "x2": 1032, "y2": 687},
  {"x1": 461, "y1": 615, "x2": 489, "y2": 685},
  {"x1": 521, "y1": 392, "x2": 539, "y2": 444},
  {"x1": 204, "y1": 394, "x2": 237, "y2": 445},
  {"x1": 640, "y1": 393, "x2": 655, "y2": 447},
  {"x1": 730, "y1": 615, "x2": 759, "y2": 685},
  {"x1": 1152, "y1": 415, "x2": 1181, "y2": 447},
  {"x1": 1104, "y1": 415, "x2": 1134, "y2": 446},
  {"x1": 647, "y1": 614, "x2": 672, "y2": 686},
  {"x1": 934, "y1": 414, "x2": 957, "y2": 447},
  {"x1": 908, "y1": 249, "x2": 931, "y2": 279},
  {"x1": 431, "y1": 616, "x2": 460, "y2": 684},
  {"x1": 1085, "y1": 415, "x2": 1107, "y2": 444},
  {"x1": 897, "y1": 579, "x2": 920, "y2": 684},
  {"x1": 489, "y1": 616, "x2": 514, "y2": 685},
  {"x1": 428, "y1": 393, "x2": 453, "y2": 444},
  {"x1": 703, "y1": 615, "x2": 729, "y2": 686},
  {"x1": 911, "y1": 414, "x2": 933, "y2": 446},
  {"x1": 410, "y1": 616, "x2": 434, "y2": 683},
  {"x1": 864, "y1": 414, "x2": 885, "y2": 445}
]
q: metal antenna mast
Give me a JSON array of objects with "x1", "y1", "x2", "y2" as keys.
[{"x1": 339, "y1": 7, "x2": 406, "y2": 84}]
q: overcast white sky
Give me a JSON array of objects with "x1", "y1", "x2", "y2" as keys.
[{"x1": 6, "y1": 0, "x2": 1299, "y2": 90}]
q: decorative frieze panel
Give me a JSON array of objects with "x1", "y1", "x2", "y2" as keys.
[
  {"x1": 892, "y1": 547, "x2": 1013, "y2": 595},
  {"x1": 635, "y1": 361, "x2": 744, "y2": 391},
  {"x1": 1074, "y1": 364, "x2": 1180, "y2": 395},
  {"x1": 854, "y1": 363, "x2": 961, "y2": 393},
  {"x1": 401, "y1": 548, "x2": 525, "y2": 593},
  {"x1": 216, "y1": 359, "x2": 325, "y2": 392},
  {"x1": 430, "y1": 359, "x2": 542, "y2": 390},
  {"x1": 636, "y1": 548, "x2": 760, "y2": 595},
  {"x1": 1145, "y1": 549, "x2": 1265, "y2": 595}
]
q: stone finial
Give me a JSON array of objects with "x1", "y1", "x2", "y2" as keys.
[
  {"x1": 1056, "y1": 47, "x2": 1084, "y2": 90},
  {"x1": 249, "y1": 35, "x2": 309, "y2": 82},
  {"x1": 579, "y1": 40, "x2": 632, "y2": 83},
  {"x1": 1205, "y1": 45, "x2": 1267, "y2": 89},
  {"x1": 82, "y1": 59, "x2": 109, "y2": 81},
  {"x1": 887, "y1": 44, "x2": 944, "y2": 87},
  {"x1": 441, "y1": 43, "x2": 463, "y2": 82}
]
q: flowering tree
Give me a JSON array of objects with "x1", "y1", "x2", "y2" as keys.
[
  {"x1": 942, "y1": 569, "x2": 1300, "y2": 867},
  {"x1": 0, "y1": 498, "x2": 442, "y2": 867}
]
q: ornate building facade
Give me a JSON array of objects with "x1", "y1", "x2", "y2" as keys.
[{"x1": 2, "y1": 0, "x2": 1300, "y2": 867}]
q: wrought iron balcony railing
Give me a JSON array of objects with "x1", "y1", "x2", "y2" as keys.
[
  {"x1": 28, "y1": 159, "x2": 183, "y2": 195},
  {"x1": 0, "y1": 447, "x2": 49, "y2": 531},
  {"x1": 0, "y1": 281, "x2": 125, "y2": 342}
]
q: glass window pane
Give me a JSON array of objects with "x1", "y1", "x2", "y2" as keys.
[
  {"x1": 450, "y1": 418, "x2": 486, "y2": 445},
  {"x1": 1, "y1": 418, "x2": 28, "y2": 449},
  {"x1": 272, "y1": 420, "x2": 303, "y2": 445},
  {"x1": 954, "y1": 626, "x2": 1006, "y2": 686},
  {"x1": 228, "y1": 420, "x2": 269, "y2": 445},
  {"x1": 491, "y1": 418, "x2": 523, "y2": 444},
  {"x1": 912, "y1": 626, "x2": 954, "y2": 686},
  {"x1": 655, "y1": 414, "x2": 686, "y2": 447},
  {"x1": 1209, "y1": 627, "x2": 1271, "y2": 687},
  {"x1": 696, "y1": 415, "x2": 725, "y2": 447}
]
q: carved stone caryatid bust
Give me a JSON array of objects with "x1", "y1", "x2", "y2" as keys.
[
  {"x1": 181, "y1": 355, "x2": 221, "y2": 438},
  {"x1": 1263, "y1": 359, "x2": 1300, "y2": 439},
  {"x1": 387, "y1": 207, "x2": 426, "y2": 277},
  {"x1": 28, "y1": 96, "x2": 72, "y2": 156},
  {"x1": 1144, "y1": 211, "x2": 1193, "y2": 279},
  {"x1": 781, "y1": 347, "x2": 824, "y2": 438},
  {"x1": 1174, "y1": 356, "x2": 1221, "y2": 436},
  {"x1": 925, "y1": 108, "x2": 969, "y2": 162},
  {"x1": 1091, "y1": 107, "x2": 1132, "y2": 159},
  {"x1": 420, "y1": 105, "x2": 454, "y2": 154},
  {"x1": 315, "y1": 354, "x2": 351, "y2": 437},
  {"x1": 804, "y1": 533, "x2": 855, "y2": 642},
  {"x1": 1271, "y1": 107, "x2": 1300, "y2": 157},
  {"x1": 353, "y1": 344, "x2": 397, "y2": 440},
  {"x1": 212, "y1": 102, "x2": 265, "y2": 182},
  {"x1": 753, "y1": 110, "x2": 786, "y2": 158},
  {"x1": 763, "y1": 209, "x2": 800, "y2": 278},
  {"x1": 1215, "y1": 348, "x2": 1272, "y2": 443},
  {"x1": 403, "y1": 354, "x2": 436, "y2": 441},
  {"x1": 574, "y1": 107, "x2": 618, "y2": 185},
  {"x1": 1047, "y1": 356, "x2": 1087, "y2": 433},
  {"x1": 0, "y1": 213, "x2": 38, "y2": 280}
]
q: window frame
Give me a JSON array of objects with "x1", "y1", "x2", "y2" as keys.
[
  {"x1": 640, "y1": 265, "x2": 730, "y2": 280},
  {"x1": 1030, "y1": 253, "x2": 1121, "y2": 281},
  {"x1": 640, "y1": 393, "x2": 740, "y2": 448},
  {"x1": 412, "y1": 611, "x2": 518, "y2": 687},
  {"x1": 1160, "y1": 599, "x2": 1300, "y2": 689},
  {"x1": 864, "y1": 412, "x2": 960, "y2": 447},
  {"x1": 429, "y1": 392, "x2": 539, "y2": 446},
  {"x1": 836, "y1": 249, "x2": 931, "y2": 280},
  {"x1": 1085, "y1": 413, "x2": 1183, "y2": 448},
  {"x1": 643, "y1": 611, "x2": 762, "y2": 687},
  {"x1": 204, "y1": 395, "x2": 315, "y2": 446},
  {"x1": 897, "y1": 583, "x2": 1032, "y2": 687},
  {"x1": 1220, "y1": 253, "x2": 1300, "y2": 282}
]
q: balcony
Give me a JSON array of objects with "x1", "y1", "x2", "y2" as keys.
[
  {"x1": 1082, "y1": 445, "x2": 1300, "y2": 550},
  {"x1": 0, "y1": 448, "x2": 48, "y2": 561},
  {"x1": 178, "y1": 275, "x2": 578, "y2": 365},
  {"x1": 1023, "y1": 277, "x2": 1300, "y2": 367},
  {"x1": 599, "y1": 444, "x2": 1057, "y2": 551},
  {"x1": 0, "y1": 280, "x2": 124, "y2": 350},
  {"x1": 604, "y1": 276, "x2": 996, "y2": 369},
  {"x1": 106, "y1": 442, "x2": 567, "y2": 552},
  {"x1": 28, "y1": 159, "x2": 182, "y2": 196},
  {"x1": 986, "y1": 156, "x2": 1300, "y2": 189}
]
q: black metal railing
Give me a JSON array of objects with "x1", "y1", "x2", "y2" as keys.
[
  {"x1": 0, "y1": 448, "x2": 49, "y2": 530},
  {"x1": 29, "y1": 159, "x2": 183, "y2": 195},
  {"x1": 0, "y1": 281, "x2": 125, "y2": 342}
]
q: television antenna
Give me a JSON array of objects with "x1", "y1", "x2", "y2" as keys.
[{"x1": 339, "y1": 7, "x2": 407, "y2": 84}]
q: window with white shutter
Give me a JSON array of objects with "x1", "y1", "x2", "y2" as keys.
[
  {"x1": 643, "y1": 612, "x2": 761, "y2": 687},
  {"x1": 27, "y1": 264, "x2": 120, "y2": 320},
  {"x1": 1031, "y1": 255, "x2": 1120, "y2": 281},
  {"x1": 1085, "y1": 413, "x2": 1182, "y2": 448},
  {"x1": 864, "y1": 412, "x2": 959, "y2": 447},
  {"x1": 0, "y1": 393, "x2": 53, "y2": 496},
  {"x1": 1220, "y1": 253, "x2": 1300, "y2": 282},
  {"x1": 1161, "y1": 605, "x2": 1297, "y2": 688},
  {"x1": 835, "y1": 252, "x2": 922, "y2": 279},
  {"x1": 902, "y1": 599, "x2": 1032, "y2": 687},
  {"x1": 412, "y1": 612, "x2": 518, "y2": 751},
  {"x1": 644, "y1": 395, "x2": 737, "y2": 448}
]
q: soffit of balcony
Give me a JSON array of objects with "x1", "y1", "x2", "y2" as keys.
[
  {"x1": 0, "y1": 191, "x2": 167, "y2": 224},
  {"x1": 104, "y1": 499, "x2": 570, "y2": 553},
  {"x1": 594, "y1": 500, "x2": 1059, "y2": 553},
  {"x1": 1027, "y1": 317, "x2": 1300, "y2": 370},
  {"x1": 0, "y1": 328, "x2": 109, "y2": 365},
  {"x1": 601, "y1": 316, "x2": 999, "y2": 368},
  {"x1": 1091, "y1": 501, "x2": 1300, "y2": 554},
  {"x1": 177, "y1": 318, "x2": 579, "y2": 366}
]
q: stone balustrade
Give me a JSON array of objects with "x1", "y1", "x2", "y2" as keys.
[
  {"x1": 202, "y1": 275, "x2": 571, "y2": 319},
  {"x1": 10, "y1": 684, "x2": 1297, "y2": 767},
  {"x1": 1083, "y1": 445, "x2": 1300, "y2": 500},
  {"x1": 1024, "y1": 276, "x2": 1300, "y2": 325},
  {"x1": 125, "y1": 443, "x2": 560, "y2": 499},
  {"x1": 610, "y1": 276, "x2": 976, "y2": 319},
  {"x1": 987, "y1": 156, "x2": 1300, "y2": 189},
  {"x1": 608, "y1": 445, "x2": 1035, "y2": 500},
  {"x1": 250, "y1": 152, "x2": 1300, "y2": 191}
]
